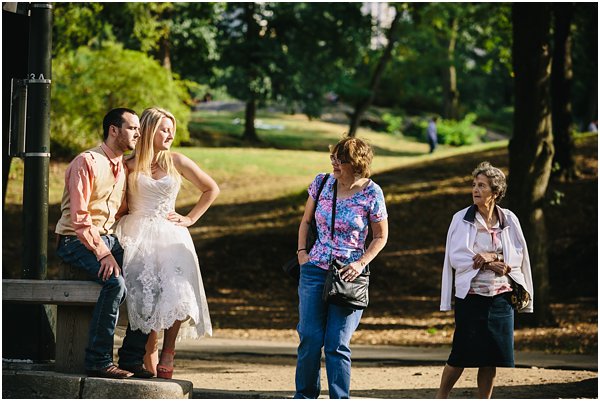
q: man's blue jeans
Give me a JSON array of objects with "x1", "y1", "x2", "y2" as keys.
[
  {"x1": 294, "y1": 263, "x2": 363, "y2": 399},
  {"x1": 56, "y1": 235, "x2": 147, "y2": 370}
]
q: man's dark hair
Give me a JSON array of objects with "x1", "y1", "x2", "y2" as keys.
[{"x1": 102, "y1": 108, "x2": 137, "y2": 140}]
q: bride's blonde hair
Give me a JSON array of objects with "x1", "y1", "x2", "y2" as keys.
[{"x1": 131, "y1": 107, "x2": 181, "y2": 189}]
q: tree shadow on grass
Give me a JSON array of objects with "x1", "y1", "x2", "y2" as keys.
[{"x1": 189, "y1": 125, "x2": 426, "y2": 157}]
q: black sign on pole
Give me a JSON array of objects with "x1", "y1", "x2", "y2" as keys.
[
  {"x1": 2, "y1": 2, "x2": 56, "y2": 362},
  {"x1": 22, "y1": 2, "x2": 52, "y2": 280},
  {"x1": 2, "y1": 4, "x2": 29, "y2": 206}
]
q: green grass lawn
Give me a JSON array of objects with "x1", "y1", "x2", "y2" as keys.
[{"x1": 5, "y1": 110, "x2": 507, "y2": 207}]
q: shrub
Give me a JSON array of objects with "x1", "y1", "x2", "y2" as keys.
[
  {"x1": 382, "y1": 112, "x2": 404, "y2": 135},
  {"x1": 397, "y1": 113, "x2": 486, "y2": 146},
  {"x1": 474, "y1": 106, "x2": 513, "y2": 136},
  {"x1": 51, "y1": 43, "x2": 192, "y2": 158},
  {"x1": 436, "y1": 113, "x2": 486, "y2": 146}
]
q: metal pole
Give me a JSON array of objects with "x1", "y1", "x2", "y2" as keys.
[{"x1": 22, "y1": 2, "x2": 52, "y2": 280}]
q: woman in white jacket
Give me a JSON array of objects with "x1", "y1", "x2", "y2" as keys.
[{"x1": 436, "y1": 162, "x2": 533, "y2": 399}]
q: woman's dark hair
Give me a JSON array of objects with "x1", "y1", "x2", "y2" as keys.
[
  {"x1": 472, "y1": 161, "x2": 507, "y2": 204},
  {"x1": 102, "y1": 108, "x2": 137, "y2": 140}
]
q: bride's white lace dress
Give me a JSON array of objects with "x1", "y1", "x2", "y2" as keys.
[{"x1": 116, "y1": 173, "x2": 212, "y2": 339}]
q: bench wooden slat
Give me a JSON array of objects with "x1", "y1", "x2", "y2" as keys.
[
  {"x1": 2, "y1": 279, "x2": 101, "y2": 305},
  {"x1": 3, "y1": 279, "x2": 130, "y2": 373}
]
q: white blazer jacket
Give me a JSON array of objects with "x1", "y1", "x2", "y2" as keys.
[{"x1": 440, "y1": 205, "x2": 534, "y2": 313}]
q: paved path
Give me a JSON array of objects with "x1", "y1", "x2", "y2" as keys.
[
  {"x1": 172, "y1": 337, "x2": 597, "y2": 371},
  {"x1": 115, "y1": 336, "x2": 598, "y2": 399},
  {"x1": 5, "y1": 337, "x2": 597, "y2": 399}
]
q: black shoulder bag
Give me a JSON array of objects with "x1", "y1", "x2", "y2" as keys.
[
  {"x1": 282, "y1": 173, "x2": 330, "y2": 283},
  {"x1": 322, "y1": 179, "x2": 370, "y2": 310}
]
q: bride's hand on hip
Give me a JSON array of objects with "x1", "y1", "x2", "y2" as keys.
[{"x1": 168, "y1": 212, "x2": 192, "y2": 227}]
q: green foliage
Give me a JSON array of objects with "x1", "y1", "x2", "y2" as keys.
[
  {"x1": 268, "y1": 3, "x2": 372, "y2": 118},
  {"x1": 404, "y1": 118, "x2": 428, "y2": 139},
  {"x1": 549, "y1": 189, "x2": 565, "y2": 206},
  {"x1": 215, "y1": 3, "x2": 371, "y2": 120},
  {"x1": 53, "y1": 3, "x2": 220, "y2": 85},
  {"x1": 50, "y1": 2, "x2": 595, "y2": 135},
  {"x1": 381, "y1": 112, "x2": 404, "y2": 135},
  {"x1": 395, "y1": 113, "x2": 486, "y2": 146},
  {"x1": 52, "y1": 3, "x2": 105, "y2": 55},
  {"x1": 474, "y1": 106, "x2": 514, "y2": 136},
  {"x1": 436, "y1": 113, "x2": 486, "y2": 146},
  {"x1": 375, "y1": 3, "x2": 514, "y2": 117},
  {"x1": 168, "y1": 2, "x2": 222, "y2": 83},
  {"x1": 51, "y1": 43, "x2": 191, "y2": 157}
]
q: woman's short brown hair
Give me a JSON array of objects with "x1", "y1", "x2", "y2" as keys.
[
  {"x1": 330, "y1": 136, "x2": 374, "y2": 178},
  {"x1": 472, "y1": 161, "x2": 507, "y2": 204}
]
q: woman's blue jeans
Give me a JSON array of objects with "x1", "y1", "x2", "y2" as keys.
[
  {"x1": 294, "y1": 263, "x2": 363, "y2": 399},
  {"x1": 56, "y1": 235, "x2": 147, "y2": 370}
]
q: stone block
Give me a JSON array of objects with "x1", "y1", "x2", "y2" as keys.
[
  {"x1": 82, "y1": 377, "x2": 192, "y2": 399},
  {"x1": 2, "y1": 370, "x2": 82, "y2": 398}
]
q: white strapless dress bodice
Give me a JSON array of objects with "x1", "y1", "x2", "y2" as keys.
[{"x1": 115, "y1": 173, "x2": 212, "y2": 339}]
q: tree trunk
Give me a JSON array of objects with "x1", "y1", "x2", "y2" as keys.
[
  {"x1": 442, "y1": 16, "x2": 459, "y2": 120},
  {"x1": 241, "y1": 3, "x2": 259, "y2": 142},
  {"x1": 159, "y1": 36, "x2": 172, "y2": 71},
  {"x1": 551, "y1": 3, "x2": 577, "y2": 181},
  {"x1": 348, "y1": 8, "x2": 401, "y2": 137},
  {"x1": 509, "y1": 3, "x2": 555, "y2": 326},
  {"x1": 243, "y1": 98, "x2": 259, "y2": 142}
]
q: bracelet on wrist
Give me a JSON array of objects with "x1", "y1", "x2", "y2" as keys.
[{"x1": 296, "y1": 248, "x2": 307, "y2": 255}]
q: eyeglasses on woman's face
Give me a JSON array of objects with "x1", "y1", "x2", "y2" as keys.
[{"x1": 330, "y1": 154, "x2": 349, "y2": 165}]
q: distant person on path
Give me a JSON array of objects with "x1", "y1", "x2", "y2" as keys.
[
  {"x1": 294, "y1": 136, "x2": 388, "y2": 399},
  {"x1": 115, "y1": 107, "x2": 219, "y2": 379},
  {"x1": 427, "y1": 116, "x2": 438, "y2": 154},
  {"x1": 436, "y1": 162, "x2": 534, "y2": 398},
  {"x1": 587, "y1": 120, "x2": 597, "y2": 133},
  {"x1": 55, "y1": 108, "x2": 152, "y2": 379}
]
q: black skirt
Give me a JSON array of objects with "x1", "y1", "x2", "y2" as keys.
[{"x1": 447, "y1": 293, "x2": 515, "y2": 368}]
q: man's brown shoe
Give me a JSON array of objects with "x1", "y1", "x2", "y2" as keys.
[
  {"x1": 86, "y1": 364, "x2": 133, "y2": 379},
  {"x1": 119, "y1": 364, "x2": 154, "y2": 379}
]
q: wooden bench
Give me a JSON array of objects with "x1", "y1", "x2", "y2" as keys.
[{"x1": 3, "y1": 279, "x2": 101, "y2": 373}]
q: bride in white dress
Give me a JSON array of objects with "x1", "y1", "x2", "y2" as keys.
[{"x1": 116, "y1": 107, "x2": 219, "y2": 379}]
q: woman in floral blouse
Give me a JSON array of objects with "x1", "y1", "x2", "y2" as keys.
[{"x1": 294, "y1": 136, "x2": 388, "y2": 399}]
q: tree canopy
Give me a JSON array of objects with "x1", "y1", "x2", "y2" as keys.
[{"x1": 49, "y1": 2, "x2": 597, "y2": 154}]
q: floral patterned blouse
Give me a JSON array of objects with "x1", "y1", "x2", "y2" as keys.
[{"x1": 307, "y1": 173, "x2": 388, "y2": 270}]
